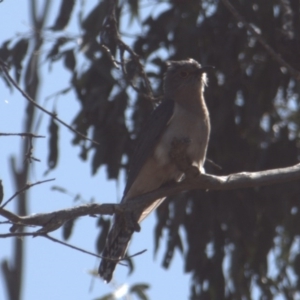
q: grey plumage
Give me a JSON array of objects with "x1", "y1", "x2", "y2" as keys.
[{"x1": 98, "y1": 58, "x2": 211, "y2": 282}]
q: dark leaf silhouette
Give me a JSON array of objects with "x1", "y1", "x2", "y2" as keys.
[
  {"x1": 62, "y1": 219, "x2": 75, "y2": 241},
  {"x1": 47, "y1": 118, "x2": 59, "y2": 171},
  {"x1": 0, "y1": 180, "x2": 3, "y2": 205},
  {"x1": 129, "y1": 283, "x2": 150, "y2": 300},
  {"x1": 96, "y1": 217, "x2": 111, "y2": 254},
  {"x1": 64, "y1": 49, "x2": 76, "y2": 72},
  {"x1": 12, "y1": 38, "x2": 29, "y2": 83},
  {"x1": 50, "y1": 0, "x2": 75, "y2": 31}
]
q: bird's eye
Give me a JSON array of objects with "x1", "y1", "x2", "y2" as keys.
[{"x1": 180, "y1": 71, "x2": 188, "y2": 77}]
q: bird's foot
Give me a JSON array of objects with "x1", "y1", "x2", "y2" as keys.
[
  {"x1": 123, "y1": 211, "x2": 141, "y2": 232},
  {"x1": 185, "y1": 165, "x2": 200, "y2": 179},
  {"x1": 114, "y1": 206, "x2": 141, "y2": 232}
]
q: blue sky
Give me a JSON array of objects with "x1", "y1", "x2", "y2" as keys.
[{"x1": 0, "y1": 1, "x2": 190, "y2": 300}]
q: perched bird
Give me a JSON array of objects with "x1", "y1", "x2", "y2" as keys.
[{"x1": 99, "y1": 58, "x2": 211, "y2": 282}]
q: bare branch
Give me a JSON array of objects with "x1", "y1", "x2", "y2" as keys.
[
  {"x1": 0, "y1": 231, "x2": 146, "y2": 267},
  {"x1": 221, "y1": 0, "x2": 300, "y2": 81},
  {"x1": 0, "y1": 203, "x2": 115, "y2": 230},
  {"x1": 100, "y1": 0, "x2": 154, "y2": 101},
  {"x1": 1, "y1": 178, "x2": 55, "y2": 209},
  {"x1": 100, "y1": 44, "x2": 121, "y2": 68},
  {"x1": 0, "y1": 133, "x2": 45, "y2": 138},
  {"x1": 0, "y1": 231, "x2": 102, "y2": 259},
  {"x1": 44, "y1": 234, "x2": 146, "y2": 264},
  {"x1": 25, "y1": 133, "x2": 39, "y2": 163},
  {"x1": 0, "y1": 133, "x2": 45, "y2": 162},
  {"x1": 0, "y1": 60, "x2": 99, "y2": 145},
  {"x1": 1, "y1": 163, "x2": 300, "y2": 235},
  {"x1": 0, "y1": 232, "x2": 41, "y2": 238},
  {"x1": 43, "y1": 234, "x2": 102, "y2": 259}
]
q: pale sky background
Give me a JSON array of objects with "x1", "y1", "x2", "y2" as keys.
[{"x1": 0, "y1": 1, "x2": 191, "y2": 300}]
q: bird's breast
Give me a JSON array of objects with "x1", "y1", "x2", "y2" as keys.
[{"x1": 154, "y1": 103, "x2": 210, "y2": 170}]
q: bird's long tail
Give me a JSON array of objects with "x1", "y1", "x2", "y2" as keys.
[
  {"x1": 99, "y1": 198, "x2": 165, "y2": 282},
  {"x1": 98, "y1": 216, "x2": 134, "y2": 283}
]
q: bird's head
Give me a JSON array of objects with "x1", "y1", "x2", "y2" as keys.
[{"x1": 163, "y1": 59, "x2": 213, "y2": 98}]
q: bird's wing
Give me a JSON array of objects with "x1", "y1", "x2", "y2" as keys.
[{"x1": 123, "y1": 98, "x2": 175, "y2": 197}]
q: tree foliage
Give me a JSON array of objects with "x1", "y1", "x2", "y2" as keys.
[{"x1": 1, "y1": 0, "x2": 300, "y2": 299}]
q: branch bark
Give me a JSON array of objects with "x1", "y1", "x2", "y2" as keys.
[{"x1": 1, "y1": 163, "x2": 300, "y2": 237}]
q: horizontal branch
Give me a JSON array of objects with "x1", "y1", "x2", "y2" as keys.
[
  {"x1": 0, "y1": 133, "x2": 45, "y2": 138},
  {"x1": 1, "y1": 163, "x2": 300, "y2": 236}
]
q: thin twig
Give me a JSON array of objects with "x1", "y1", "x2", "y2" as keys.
[
  {"x1": 128, "y1": 249, "x2": 147, "y2": 259},
  {"x1": 0, "y1": 61, "x2": 99, "y2": 145},
  {"x1": 0, "y1": 132, "x2": 45, "y2": 162},
  {"x1": 1, "y1": 178, "x2": 55, "y2": 209},
  {"x1": 100, "y1": 44, "x2": 121, "y2": 68},
  {"x1": 45, "y1": 233, "x2": 147, "y2": 265},
  {"x1": 0, "y1": 133, "x2": 45, "y2": 138},
  {"x1": 43, "y1": 234, "x2": 102, "y2": 259},
  {"x1": 25, "y1": 134, "x2": 40, "y2": 163},
  {"x1": 99, "y1": 249, "x2": 147, "y2": 266},
  {"x1": 206, "y1": 158, "x2": 222, "y2": 170},
  {"x1": 101, "y1": 0, "x2": 154, "y2": 100},
  {"x1": 0, "y1": 231, "x2": 147, "y2": 267},
  {"x1": 0, "y1": 232, "x2": 41, "y2": 238},
  {"x1": 221, "y1": 0, "x2": 300, "y2": 81},
  {"x1": 44, "y1": 87, "x2": 72, "y2": 101}
]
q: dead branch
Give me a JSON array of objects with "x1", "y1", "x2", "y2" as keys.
[
  {"x1": 1, "y1": 178, "x2": 55, "y2": 209},
  {"x1": 0, "y1": 132, "x2": 45, "y2": 162},
  {"x1": 1, "y1": 162, "x2": 300, "y2": 236},
  {"x1": 0, "y1": 60, "x2": 99, "y2": 145},
  {"x1": 0, "y1": 133, "x2": 45, "y2": 138}
]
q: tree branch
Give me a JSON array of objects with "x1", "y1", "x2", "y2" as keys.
[
  {"x1": 0, "y1": 133, "x2": 46, "y2": 162},
  {"x1": 1, "y1": 178, "x2": 55, "y2": 209},
  {"x1": 100, "y1": 0, "x2": 154, "y2": 101},
  {"x1": 1, "y1": 163, "x2": 300, "y2": 236},
  {"x1": 0, "y1": 60, "x2": 99, "y2": 145},
  {"x1": 0, "y1": 133, "x2": 45, "y2": 138}
]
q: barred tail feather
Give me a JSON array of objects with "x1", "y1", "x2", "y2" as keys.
[{"x1": 98, "y1": 220, "x2": 134, "y2": 283}]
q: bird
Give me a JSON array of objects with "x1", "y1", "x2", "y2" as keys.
[{"x1": 98, "y1": 58, "x2": 212, "y2": 283}]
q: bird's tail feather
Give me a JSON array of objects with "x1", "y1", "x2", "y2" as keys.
[{"x1": 98, "y1": 217, "x2": 134, "y2": 283}]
